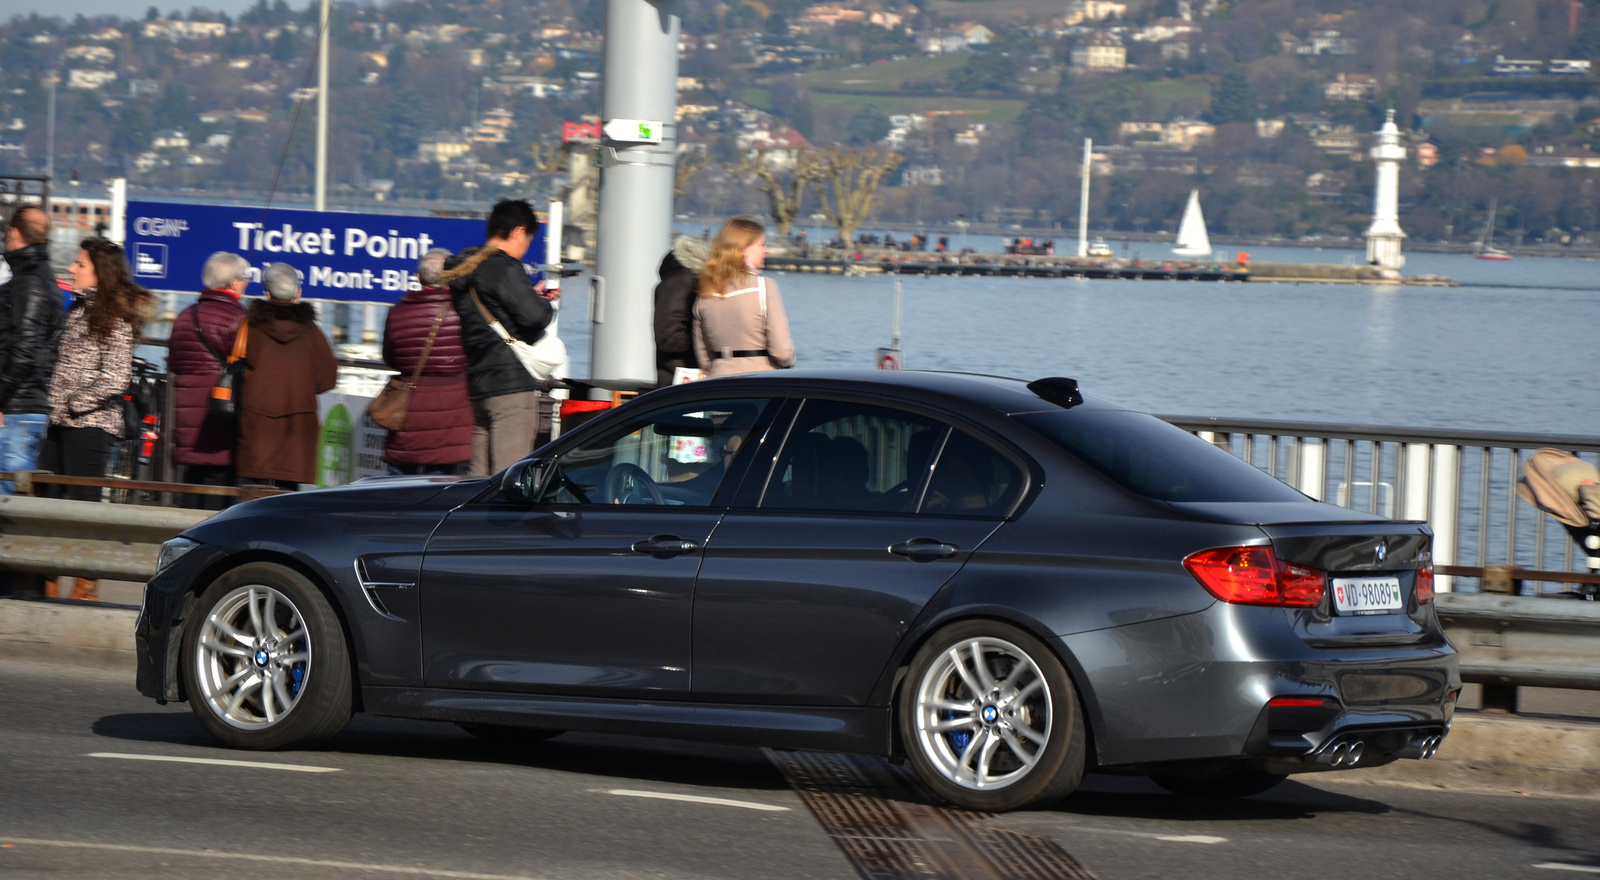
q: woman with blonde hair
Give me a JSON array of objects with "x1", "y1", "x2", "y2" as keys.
[{"x1": 693, "y1": 218, "x2": 795, "y2": 377}]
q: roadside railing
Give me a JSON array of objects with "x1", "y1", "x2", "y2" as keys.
[
  {"x1": 1161, "y1": 416, "x2": 1600, "y2": 595},
  {"x1": 1434, "y1": 592, "x2": 1600, "y2": 712},
  {"x1": 0, "y1": 495, "x2": 209, "y2": 583}
]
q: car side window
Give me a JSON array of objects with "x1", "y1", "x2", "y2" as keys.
[
  {"x1": 923, "y1": 429, "x2": 1024, "y2": 518},
  {"x1": 762, "y1": 399, "x2": 947, "y2": 514},
  {"x1": 537, "y1": 398, "x2": 771, "y2": 507}
]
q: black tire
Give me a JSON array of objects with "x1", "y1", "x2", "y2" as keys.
[
  {"x1": 457, "y1": 723, "x2": 564, "y2": 745},
  {"x1": 898, "y1": 620, "x2": 1086, "y2": 812},
  {"x1": 181, "y1": 562, "x2": 352, "y2": 750},
  {"x1": 1150, "y1": 768, "x2": 1287, "y2": 799}
]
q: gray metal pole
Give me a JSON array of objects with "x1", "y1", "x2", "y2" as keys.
[
  {"x1": 44, "y1": 72, "x2": 56, "y2": 185},
  {"x1": 589, "y1": 0, "x2": 682, "y2": 392},
  {"x1": 314, "y1": 0, "x2": 330, "y2": 212},
  {"x1": 1077, "y1": 138, "x2": 1091, "y2": 258}
]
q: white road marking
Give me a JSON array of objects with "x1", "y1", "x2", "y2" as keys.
[
  {"x1": 0, "y1": 838, "x2": 544, "y2": 879},
  {"x1": 1050, "y1": 824, "x2": 1229, "y2": 844},
  {"x1": 601, "y1": 788, "x2": 791, "y2": 812},
  {"x1": 1535, "y1": 864, "x2": 1600, "y2": 874},
  {"x1": 86, "y1": 752, "x2": 341, "y2": 773}
]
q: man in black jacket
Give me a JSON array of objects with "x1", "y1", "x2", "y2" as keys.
[
  {"x1": 0, "y1": 206, "x2": 63, "y2": 496},
  {"x1": 439, "y1": 199, "x2": 556, "y2": 475}
]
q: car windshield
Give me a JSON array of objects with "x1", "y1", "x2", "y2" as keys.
[{"x1": 1015, "y1": 410, "x2": 1306, "y2": 503}]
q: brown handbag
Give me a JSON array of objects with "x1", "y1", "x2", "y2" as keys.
[{"x1": 367, "y1": 301, "x2": 450, "y2": 432}]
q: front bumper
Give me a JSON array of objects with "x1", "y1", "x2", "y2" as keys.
[{"x1": 134, "y1": 541, "x2": 226, "y2": 703}]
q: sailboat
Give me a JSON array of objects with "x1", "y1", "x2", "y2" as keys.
[
  {"x1": 1172, "y1": 189, "x2": 1212, "y2": 257},
  {"x1": 1473, "y1": 198, "x2": 1513, "y2": 261}
]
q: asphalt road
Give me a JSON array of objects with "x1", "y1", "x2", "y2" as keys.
[{"x1": 3, "y1": 658, "x2": 1598, "y2": 880}]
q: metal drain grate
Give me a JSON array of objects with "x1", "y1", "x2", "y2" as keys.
[{"x1": 767, "y1": 750, "x2": 1096, "y2": 880}]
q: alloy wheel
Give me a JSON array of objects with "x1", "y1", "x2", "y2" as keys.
[
  {"x1": 194, "y1": 585, "x2": 311, "y2": 729},
  {"x1": 912, "y1": 637, "x2": 1053, "y2": 790}
]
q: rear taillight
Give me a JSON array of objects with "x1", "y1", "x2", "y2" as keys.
[
  {"x1": 1415, "y1": 559, "x2": 1435, "y2": 605},
  {"x1": 1267, "y1": 696, "x2": 1328, "y2": 708},
  {"x1": 1183, "y1": 546, "x2": 1327, "y2": 608}
]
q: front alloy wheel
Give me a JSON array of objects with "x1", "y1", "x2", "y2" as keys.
[
  {"x1": 182, "y1": 563, "x2": 351, "y2": 749},
  {"x1": 900, "y1": 621, "x2": 1085, "y2": 811}
]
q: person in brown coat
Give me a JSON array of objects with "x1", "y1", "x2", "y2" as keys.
[
  {"x1": 235, "y1": 262, "x2": 337, "y2": 490},
  {"x1": 692, "y1": 217, "x2": 795, "y2": 378}
]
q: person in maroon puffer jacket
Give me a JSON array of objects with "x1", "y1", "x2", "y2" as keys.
[
  {"x1": 166, "y1": 252, "x2": 250, "y2": 508},
  {"x1": 381, "y1": 249, "x2": 472, "y2": 475}
]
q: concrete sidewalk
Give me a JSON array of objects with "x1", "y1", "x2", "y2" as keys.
[{"x1": 3, "y1": 597, "x2": 1597, "y2": 799}]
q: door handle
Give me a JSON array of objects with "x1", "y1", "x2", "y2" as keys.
[
  {"x1": 889, "y1": 538, "x2": 960, "y2": 559},
  {"x1": 632, "y1": 535, "x2": 701, "y2": 556}
]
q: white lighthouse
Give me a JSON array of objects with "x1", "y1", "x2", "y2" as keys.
[{"x1": 1364, "y1": 108, "x2": 1407, "y2": 270}]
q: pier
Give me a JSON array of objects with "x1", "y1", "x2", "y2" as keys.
[{"x1": 764, "y1": 255, "x2": 1456, "y2": 286}]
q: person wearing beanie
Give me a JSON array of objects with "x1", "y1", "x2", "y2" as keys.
[
  {"x1": 235, "y1": 262, "x2": 337, "y2": 489},
  {"x1": 652, "y1": 234, "x2": 709, "y2": 388}
]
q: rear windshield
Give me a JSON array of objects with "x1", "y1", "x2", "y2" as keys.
[{"x1": 1015, "y1": 410, "x2": 1307, "y2": 503}]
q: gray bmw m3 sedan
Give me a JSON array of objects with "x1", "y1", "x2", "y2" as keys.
[{"x1": 136, "y1": 371, "x2": 1460, "y2": 811}]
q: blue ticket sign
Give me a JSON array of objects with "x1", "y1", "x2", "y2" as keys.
[{"x1": 124, "y1": 201, "x2": 540, "y2": 303}]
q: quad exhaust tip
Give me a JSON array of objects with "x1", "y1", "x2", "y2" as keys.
[{"x1": 1323, "y1": 740, "x2": 1367, "y2": 767}]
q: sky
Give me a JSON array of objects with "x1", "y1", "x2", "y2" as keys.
[{"x1": 7, "y1": 0, "x2": 265, "y2": 19}]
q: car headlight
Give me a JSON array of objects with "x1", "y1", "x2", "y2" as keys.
[{"x1": 156, "y1": 537, "x2": 200, "y2": 573}]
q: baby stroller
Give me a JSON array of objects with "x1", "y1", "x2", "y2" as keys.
[{"x1": 1516, "y1": 448, "x2": 1600, "y2": 599}]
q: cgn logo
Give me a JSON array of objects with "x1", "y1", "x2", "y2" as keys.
[
  {"x1": 133, "y1": 243, "x2": 168, "y2": 279},
  {"x1": 133, "y1": 216, "x2": 189, "y2": 237}
]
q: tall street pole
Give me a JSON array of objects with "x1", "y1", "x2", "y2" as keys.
[
  {"x1": 1077, "y1": 138, "x2": 1091, "y2": 258},
  {"x1": 588, "y1": 0, "x2": 682, "y2": 392},
  {"x1": 314, "y1": 0, "x2": 330, "y2": 212},
  {"x1": 44, "y1": 71, "x2": 57, "y2": 186}
]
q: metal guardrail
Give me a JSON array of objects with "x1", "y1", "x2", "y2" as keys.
[
  {"x1": 1435, "y1": 593, "x2": 1600, "y2": 712},
  {"x1": 1161, "y1": 415, "x2": 1600, "y2": 595},
  {"x1": 1, "y1": 471, "x2": 285, "y2": 503},
  {"x1": 0, "y1": 495, "x2": 209, "y2": 582}
]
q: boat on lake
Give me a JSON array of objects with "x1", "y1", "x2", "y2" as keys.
[
  {"x1": 1473, "y1": 197, "x2": 1513, "y2": 261},
  {"x1": 1172, "y1": 190, "x2": 1212, "y2": 257}
]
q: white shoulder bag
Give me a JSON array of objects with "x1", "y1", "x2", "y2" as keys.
[{"x1": 470, "y1": 286, "x2": 568, "y2": 382}]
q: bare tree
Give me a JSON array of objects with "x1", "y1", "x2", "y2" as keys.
[
  {"x1": 815, "y1": 147, "x2": 902, "y2": 245},
  {"x1": 729, "y1": 147, "x2": 824, "y2": 237},
  {"x1": 675, "y1": 149, "x2": 710, "y2": 196}
]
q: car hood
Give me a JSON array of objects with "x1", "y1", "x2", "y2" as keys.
[
  {"x1": 200, "y1": 475, "x2": 483, "y2": 523},
  {"x1": 1165, "y1": 500, "x2": 1396, "y2": 526}
]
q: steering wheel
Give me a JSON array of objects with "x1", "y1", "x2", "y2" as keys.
[{"x1": 603, "y1": 462, "x2": 665, "y2": 505}]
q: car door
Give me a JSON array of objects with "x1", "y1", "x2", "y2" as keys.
[
  {"x1": 419, "y1": 396, "x2": 778, "y2": 699},
  {"x1": 691, "y1": 397, "x2": 1027, "y2": 707}
]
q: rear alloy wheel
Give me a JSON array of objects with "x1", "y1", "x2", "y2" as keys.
[
  {"x1": 1150, "y1": 768, "x2": 1287, "y2": 799},
  {"x1": 182, "y1": 563, "x2": 352, "y2": 750},
  {"x1": 899, "y1": 620, "x2": 1085, "y2": 811}
]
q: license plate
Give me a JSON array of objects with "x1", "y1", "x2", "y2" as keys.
[{"x1": 1331, "y1": 577, "x2": 1404, "y2": 615}]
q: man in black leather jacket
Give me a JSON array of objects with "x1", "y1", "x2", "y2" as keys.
[
  {"x1": 438, "y1": 198, "x2": 555, "y2": 476},
  {"x1": 0, "y1": 206, "x2": 64, "y2": 496}
]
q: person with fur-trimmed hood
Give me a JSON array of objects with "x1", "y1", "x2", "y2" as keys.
[
  {"x1": 653, "y1": 234, "x2": 709, "y2": 388},
  {"x1": 438, "y1": 198, "x2": 555, "y2": 476},
  {"x1": 235, "y1": 262, "x2": 337, "y2": 490}
]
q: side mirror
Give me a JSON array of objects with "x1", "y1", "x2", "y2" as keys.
[{"x1": 501, "y1": 459, "x2": 550, "y2": 504}]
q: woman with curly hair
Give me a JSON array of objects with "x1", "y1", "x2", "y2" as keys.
[
  {"x1": 39, "y1": 238, "x2": 155, "y2": 599},
  {"x1": 692, "y1": 217, "x2": 795, "y2": 378}
]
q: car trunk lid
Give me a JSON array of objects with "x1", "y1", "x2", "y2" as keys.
[{"x1": 1260, "y1": 521, "x2": 1435, "y2": 646}]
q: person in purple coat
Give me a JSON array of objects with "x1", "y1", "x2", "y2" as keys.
[
  {"x1": 166, "y1": 252, "x2": 249, "y2": 508},
  {"x1": 381, "y1": 249, "x2": 472, "y2": 475}
]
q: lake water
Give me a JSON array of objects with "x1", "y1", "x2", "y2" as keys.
[
  {"x1": 124, "y1": 240, "x2": 1598, "y2": 438},
  {"x1": 554, "y1": 244, "x2": 1600, "y2": 437}
]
